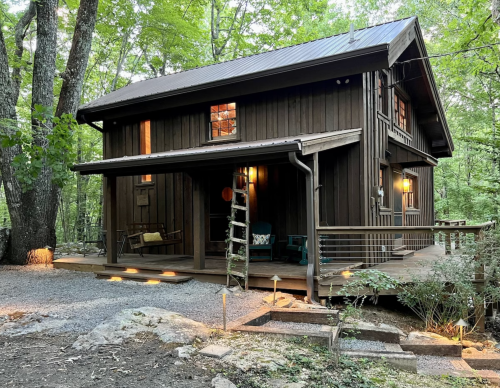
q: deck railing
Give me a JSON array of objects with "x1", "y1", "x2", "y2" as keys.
[{"x1": 316, "y1": 222, "x2": 496, "y2": 274}]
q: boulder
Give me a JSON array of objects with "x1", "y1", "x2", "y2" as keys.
[
  {"x1": 263, "y1": 292, "x2": 295, "y2": 305},
  {"x1": 175, "y1": 345, "x2": 197, "y2": 359},
  {"x1": 72, "y1": 307, "x2": 209, "y2": 350},
  {"x1": 0, "y1": 227, "x2": 10, "y2": 261},
  {"x1": 211, "y1": 375, "x2": 237, "y2": 388},
  {"x1": 462, "y1": 340, "x2": 484, "y2": 351}
]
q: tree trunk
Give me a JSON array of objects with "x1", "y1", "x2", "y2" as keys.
[
  {"x1": 0, "y1": 0, "x2": 99, "y2": 264},
  {"x1": 493, "y1": 0, "x2": 500, "y2": 26}
]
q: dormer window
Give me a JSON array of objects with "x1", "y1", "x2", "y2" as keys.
[{"x1": 210, "y1": 103, "x2": 237, "y2": 140}]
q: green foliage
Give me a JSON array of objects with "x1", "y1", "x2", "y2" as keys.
[
  {"x1": 0, "y1": 105, "x2": 77, "y2": 192},
  {"x1": 398, "y1": 230, "x2": 500, "y2": 333}
]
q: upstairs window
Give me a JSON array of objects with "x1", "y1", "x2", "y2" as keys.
[
  {"x1": 210, "y1": 103, "x2": 237, "y2": 140},
  {"x1": 140, "y1": 120, "x2": 151, "y2": 182},
  {"x1": 378, "y1": 73, "x2": 388, "y2": 115},
  {"x1": 394, "y1": 93, "x2": 409, "y2": 132}
]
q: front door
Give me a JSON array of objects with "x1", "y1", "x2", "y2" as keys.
[
  {"x1": 207, "y1": 170, "x2": 233, "y2": 254},
  {"x1": 393, "y1": 170, "x2": 404, "y2": 244}
]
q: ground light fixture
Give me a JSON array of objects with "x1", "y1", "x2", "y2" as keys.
[
  {"x1": 217, "y1": 286, "x2": 232, "y2": 331},
  {"x1": 270, "y1": 275, "x2": 282, "y2": 306},
  {"x1": 455, "y1": 318, "x2": 469, "y2": 342}
]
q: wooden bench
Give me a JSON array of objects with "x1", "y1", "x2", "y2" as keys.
[{"x1": 126, "y1": 223, "x2": 182, "y2": 256}]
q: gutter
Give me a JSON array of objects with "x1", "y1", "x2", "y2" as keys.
[{"x1": 288, "y1": 151, "x2": 318, "y2": 304}]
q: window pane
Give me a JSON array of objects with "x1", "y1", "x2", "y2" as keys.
[
  {"x1": 210, "y1": 103, "x2": 237, "y2": 140},
  {"x1": 212, "y1": 129, "x2": 219, "y2": 138},
  {"x1": 219, "y1": 104, "x2": 227, "y2": 111},
  {"x1": 229, "y1": 119, "x2": 236, "y2": 127},
  {"x1": 211, "y1": 105, "x2": 218, "y2": 113},
  {"x1": 212, "y1": 121, "x2": 220, "y2": 130},
  {"x1": 228, "y1": 103, "x2": 236, "y2": 110},
  {"x1": 228, "y1": 110, "x2": 236, "y2": 118},
  {"x1": 211, "y1": 113, "x2": 218, "y2": 121}
]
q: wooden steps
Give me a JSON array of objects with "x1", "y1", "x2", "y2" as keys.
[
  {"x1": 95, "y1": 266, "x2": 192, "y2": 283},
  {"x1": 392, "y1": 250, "x2": 415, "y2": 259}
]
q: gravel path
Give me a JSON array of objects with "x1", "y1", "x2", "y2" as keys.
[
  {"x1": 261, "y1": 320, "x2": 323, "y2": 331},
  {"x1": 416, "y1": 355, "x2": 458, "y2": 370},
  {"x1": 339, "y1": 339, "x2": 386, "y2": 351},
  {"x1": 0, "y1": 265, "x2": 264, "y2": 334}
]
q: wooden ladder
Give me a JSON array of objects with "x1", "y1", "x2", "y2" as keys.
[{"x1": 226, "y1": 166, "x2": 250, "y2": 290}]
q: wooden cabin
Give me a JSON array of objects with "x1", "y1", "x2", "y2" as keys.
[{"x1": 68, "y1": 17, "x2": 459, "y2": 300}]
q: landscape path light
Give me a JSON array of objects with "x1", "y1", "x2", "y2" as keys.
[
  {"x1": 454, "y1": 318, "x2": 469, "y2": 342},
  {"x1": 270, "y1": 275, "x2": 282, "y2": 306},
  {"x1": 217, "y1": 286, "x2": 232, "y2": 331}
]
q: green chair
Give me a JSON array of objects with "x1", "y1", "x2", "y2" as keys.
[
  {"x1": 249, "y1": 222, "x2": 275, "y2": 261},
  {"x1": 286, "y1": 235, "x2": 308, "y2": 265}
]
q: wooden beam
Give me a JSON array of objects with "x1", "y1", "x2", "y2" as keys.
[
  {"x1": 418, "y1": 114, "x2": 439, "y2": 125},
  {"x1": 301, "y1": 130, "x2": 362, "y2": 155},
  {"x1": 105, "y1": 175, "x2": 117, "y2": 264},
  {"x1": 193, "y1": 174, "x2": 206, "y2": 270}
]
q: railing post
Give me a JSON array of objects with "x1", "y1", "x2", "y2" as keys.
[
  {"x1": 474, "y1": 230, "x2": 485, "y2": 332},
  {"x1": 445, "y1": 232, "x2": 452, "y2": 255}
]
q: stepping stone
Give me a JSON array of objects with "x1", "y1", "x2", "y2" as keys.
[
  {"x1": 200, "y1": 345, "x2": 232, "y2": 359},
  {"x1": 385, "y1": 343, "x2": 403, "y2": 352},
  {"x1": 462, "y1": 348, "x2": 500, "y2": 370},
  {"x1": 450, "y1": 359, "x2": 473, "y2": 371}
]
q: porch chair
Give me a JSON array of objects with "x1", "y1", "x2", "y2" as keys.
[
  {"x1": 286, "y1": 235, "x2": 308, "y2": 265},
  {"x1": 126, "y1": 223, "x2": 183, "y2": 257},
  {"x1": 249, "y1": 221, "x2": 275, "y2": 261}
]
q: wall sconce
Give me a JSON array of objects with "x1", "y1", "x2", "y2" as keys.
[
  {"x1": 216, "y1": 286, "x2": 232, "y2": 331},
  {"x1": 403, "y1": 178, "x2": 410, "y2": 193},
  {"x1": 270, "y1": 275, "x2": 282, "y2": 306},
  {"x1": 244, "y1": 167, "x2": 255, "y2": 185}
]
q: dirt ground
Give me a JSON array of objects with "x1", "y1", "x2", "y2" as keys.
[{"x1": 0, "y1": 333, "x2": 223, "y2": 388}]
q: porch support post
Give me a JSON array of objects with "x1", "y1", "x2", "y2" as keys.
[
  {"x1": 193, "y1": 174, "x2": 206, "y2": 270},
  {"x1": 105, "y1": 175, "x2": 117, "y2": 264}
]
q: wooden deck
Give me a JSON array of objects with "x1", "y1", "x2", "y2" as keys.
[{"x1": 54, "y1": 244, "x2": 447, "y2": 297}]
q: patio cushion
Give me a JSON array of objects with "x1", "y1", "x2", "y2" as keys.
[
  {"x1": 143, "y1": 232, "x2": 163, "y2": 242},
  {"x1": 253, "y1": 234, "x2": 270, "y2": 245}
]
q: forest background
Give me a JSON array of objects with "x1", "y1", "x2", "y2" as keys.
[{"x1": 1, "y1": 0, "x2": 499, "y2": 244}]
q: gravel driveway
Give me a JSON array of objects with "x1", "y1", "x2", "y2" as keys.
[{"x1": 0, "y1": 265, "x2": 264, "y2": 334}]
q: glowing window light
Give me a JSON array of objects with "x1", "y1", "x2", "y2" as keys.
[{"x1": 161, "y1": 271, "x2": 176, "y2": 277}]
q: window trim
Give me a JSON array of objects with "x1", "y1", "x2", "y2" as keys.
[
  {"x1": 208, "y1": 102, "x2": 238, "y2": 142},
  {"x1": 404, "y1": 173, "x2": 418, "y2": 209},
  {"x1": 394, "y1": 87, "x2": 410, "y2": 134},
  {"x1": 140, "y1": 120, "x2": 152, "y2": 183},
  {"x1": 378, "y1": 71, "x2": 389, "y2": 116}
]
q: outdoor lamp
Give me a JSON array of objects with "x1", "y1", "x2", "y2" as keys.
[
  {"x1": 270, "y1": 275, "x2": 282, "y2": 306},
  {"x1": 403, "y1": 178, "x2": 410, "y2": 193},
  {"x1": 217, "y1": 286, "x2": 232, "y2": 331},
  {"x1": 454, "y1": 318, "x2": 469, "y2": 342}
]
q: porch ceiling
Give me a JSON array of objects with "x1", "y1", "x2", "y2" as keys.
[
  {"x1": 388, "y1": 138, "x2": 438, "y2": 167},
  {"x1": 73, "y1": 129, "x2": 361, "y2": 176}
]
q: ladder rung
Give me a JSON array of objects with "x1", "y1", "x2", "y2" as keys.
[
  {"x1": 229, "y1": 254, "x2": 246, "y2": 260},
  {"x1": 229, "y1": 271, "x2": 245, "y2": 278},
  {"x1": 231, "y1": 204, "x2": 247, "y2": 211},
  {"x1": 234, "y1": 189, "x2": 248, "y2": 194},
  {"x1": 233, "y1": 173, "x2": 248, "y2": 177},
  {"x1": 230, "y1": 237, "x2": 247, "y2": 244},
  {"x1": 231, "y1": 221, "x2": 247, "y2": 228}
]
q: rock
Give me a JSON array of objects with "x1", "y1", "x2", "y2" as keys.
[
  {"x1": 0, "y1": 227, "x2": 10, "y2": 261},
  {"x1": 72, "y1": 307, "x2": 209, "y2": 350},
  {"x1": 199, "y1": 345, "x2": 232, "y2": 359},
  {"x1": 263, "y1": 292, "x2": 295, "y2": 305},
  {"x1": 280, "y1": 383, "x2": 307, "y2": 388},
  {"x1": 0, "y1": 312, "x2": 67, "y2": 336},
  {"x1": 291, "y1": 302, "x2": 327, "y2": 310},
  {"x1": 275, "y1": 298, "x2": 293, "y2": 308},
  {"x1": 462, "y1": 340, "x2": 484, "y2": 351},
  {"x1": 175, "y1": 345, "x2": 197, "y2": 359},
  {"x1": 406, "y1": 331, "x2": 448, "y2": 341},
  {"x1": 484, "y1": 340, "x2": 497, "y2": 348},
  {"x1": 211, "y1": 374, "x2": 236, "y2": 388},
  {"x1": 174, "y1": 361, "x2": 184, "y2": 366}
]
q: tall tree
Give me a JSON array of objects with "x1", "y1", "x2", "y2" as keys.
[{"x1": 0, "y1": 0, "x2": 99, "y2": 264}]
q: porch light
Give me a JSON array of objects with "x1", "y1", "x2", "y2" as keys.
[
  {"x1": 270, "y1": 275, "x2": 282, "y2": 306},
  {"x1": 216, "y1": 286, "x2": 232, "y2": 331},
  {"x1": 249, "y1": 167, "x2": 255, "y2": 184},
  {"x1": 403, "y1": 178, "x2": 410, "y2": 193},
  {"x1": 454, "y1": 318, "x2": 469, "y2": 342}
]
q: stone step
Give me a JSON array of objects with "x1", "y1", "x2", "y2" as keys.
[
  {"x1": 95, "y1": 270, "x2": 192, "y2": 283},
  {"x1": 400, "y1": 338, "x2": 462, "y2": 357},
  {"x1": 391, "y1": 250, "x2": 415, "y2": 259},
  {"x1": 462, "y1": 348, "x2": 500, "y2": 370},
  {"x1": 341, "y1": 350, "x2": 417, "y2": 372}
]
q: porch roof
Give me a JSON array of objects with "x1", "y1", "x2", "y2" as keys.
[
  {"x1": 74, "y1": 129, "x2": 361, "y2": 176},
  {"x1": 388, "y1": 138, "x2": 438, "y2": 167}
]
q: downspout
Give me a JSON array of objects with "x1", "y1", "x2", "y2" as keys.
[{"x1": 288, "y1": 151, "x2": 319, "y2": 304}]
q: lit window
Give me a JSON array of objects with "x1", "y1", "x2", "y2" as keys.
[
  {"x1": 140, "y1": 120, "x2": 151, "y2": 182},
  {"x1": 379, "y1": 168, "x2": 385, "y2": 206},
  {"x1": 394, "y1": 94, "x2": 408, "y2": 132},
  {"x1": 406, "y1": 177, "x2": 416, "y2": 208},
  {"x1": 210, "y1": 103, "x2": 237, "y2": 139}
]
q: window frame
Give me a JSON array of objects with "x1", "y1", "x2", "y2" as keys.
[
  {"x1": 378, "y1": 71, "x2": 389, "y2": 116},
  {"x1": 208, "y1": 102, "x2": 238, "y2": 142},
  {"x1": 394, "y1": 90, "x2": 410, "y2": 133},
  {"x1": 379, "y1": 166, "x2": 388, "y2": 208},
  {"x1": 140, "y1": 120, "x2": 152, "y2": 183},
  {"x1": 404, "y1": 174, "x2": 418, "y2": 209}
]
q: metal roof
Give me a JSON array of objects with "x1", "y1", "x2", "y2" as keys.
[
  {"x1": 73, "y1": 129, "x2": 361, "y2": 175},
  {"x1": 79, "y1": 17, "x2": 415, "y2": 113}
]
